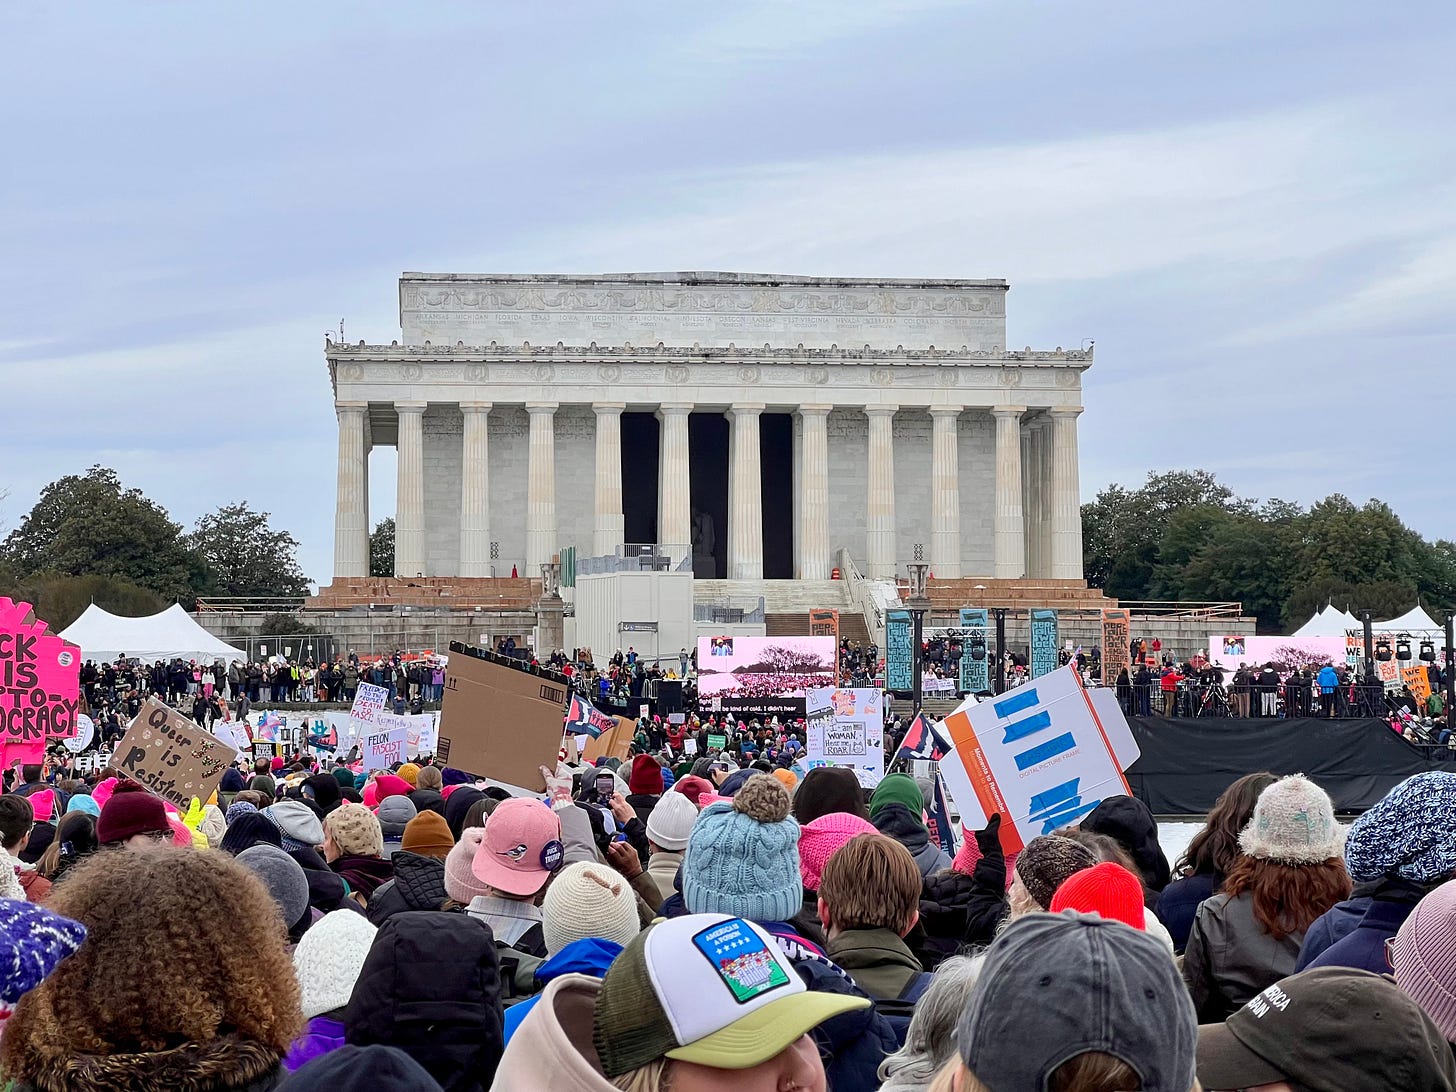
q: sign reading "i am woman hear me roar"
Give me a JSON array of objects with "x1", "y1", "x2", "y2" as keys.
[{"x1": 940, "y1": 665, "x2": 1139, "y2": 855}]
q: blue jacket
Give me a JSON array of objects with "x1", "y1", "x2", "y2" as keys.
[
  {"x1": 1155, "y1": 873, "x2": 1219, "y2": 955},
  {"x1": 1295, "y1": 895, "x2": 1369, "y2": 969},
  {"x1": 1304, "y1": 898, "x2": 1417, "y2": 975},
  {"x1": 502, "y1": 937, "x2": 623, "y2": 1044},
  {"x1": 1317, "y1": 666, "x2": 1340, "y2": 694}
]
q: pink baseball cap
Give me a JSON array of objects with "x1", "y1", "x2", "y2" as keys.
[{"x1": 471, "y1": 797, "x2": 564, "y2": 897}]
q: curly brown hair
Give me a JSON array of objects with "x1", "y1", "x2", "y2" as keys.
[
  {"x1": 1222, "y1": 853, "x2": 1352, "y2": 941},
  {"x1": 0, "y1": 847, "x2": 304, "y2": 1077}
]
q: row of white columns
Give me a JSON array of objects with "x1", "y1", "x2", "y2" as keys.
[{"x1": 332, "y1": 400, "x2": 1083, "y2": 582}]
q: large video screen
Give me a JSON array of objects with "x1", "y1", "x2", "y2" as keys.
[{"x1": 697, "y1": 635, "x2": 837, "y2": 717}]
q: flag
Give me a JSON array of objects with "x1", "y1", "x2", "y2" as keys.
[
  {"x1": 895, "y1": 712, "x2": 950, "y2": 762},
  {"x1": 925, "y1": 771, "x2": 958, "y2": 857},
  {"x1": 564, "y1": 693, "x2": 616, "y2": 739}
]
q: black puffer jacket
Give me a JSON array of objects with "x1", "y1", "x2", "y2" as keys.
[
  {"x1": 367, "y1": 852, "x2": 449, "y2": 926},
  {"x1": 916, "y1": 815, "x2": 1008, "y2": 967},
  {"x1": 345, "y1": 912, "x2": 504, "y2": 1092}
]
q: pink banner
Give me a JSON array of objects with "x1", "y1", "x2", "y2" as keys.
[{"x1": 0, "y1": 598, "x2": 82, "y2": 766}]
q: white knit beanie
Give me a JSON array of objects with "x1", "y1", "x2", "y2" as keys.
[
  {"x1": 542, "y1": 861, "x2": 640, "y2": 956},
  {"x1": 1239, "y1": 774, "x2": 1343, "y2": 864},
  {"x1": 291, "y1": 909, "x2": 377, "y2": 1019},
  {"x1": 645, "y1": 790, "x2": 699, "y2": 852}
]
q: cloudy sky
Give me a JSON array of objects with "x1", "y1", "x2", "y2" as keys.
[{"x1": 3, "y1": 1, "x2": 1453, "y2": 587}]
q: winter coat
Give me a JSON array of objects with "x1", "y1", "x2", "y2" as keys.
[
  {"x1": 10, "y1": 1033, "x2": 285, "y2": 1092},
  {"x1": 916, "y1": 867, "x2": 1008, "y2": 967},
  {"x1": 824, "y1": 927, "x2": 925, "y2": 1001},
  {"x1": 624, "y1": 793, "x2": 658, "y2": 827},
  {"x1": 1081, "y1": 795, "x2": 1171, "y2": 896},
  {"x1": 871, "y1": 803, "x2": 953, "y2": 879},
  {"x1": 1297, "y1": 877, "x2": 1428, "y2": 973},
  {"x1": 282, "y1": 1014, "x2": 347, "y2": 1072},
  {"x1": 345, "y1": 912, "x2": 505, "y2": 1092},
  {"x1": 367, "y1": 852, "x2": 449, "y2": 925},
  {"x1": 788, "y1": 940, "x2": 901, "y2": 1091},
  {"x1": 1182, "y1": 891, "x2": 1304, "y2": 1022},
  {"x1": 276, "y1": 1045, "x2": 444, "y2": 1090},
  {"x1": 1294, "y1": 887, "x2": 1375, "y2": 968},
  {"x1": 330, "y1": 854, "x2": 394, "y2": 902},
  {"x1": 407, "y1": 789, "x2": 446, "y2": 818},
  {"x1": 1155, "y1": 872, "x2": 1219, "y2": 954},
  {"x1": 644, "y1": 849, "x2": 683, "y2": 909},
  {"x1": 501, "y1": 938, "x2": 623, "y2": 1046}
]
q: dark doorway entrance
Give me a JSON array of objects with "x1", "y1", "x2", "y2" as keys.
[
  {"x1": 621, "y1": 412, "x2": 660, "y2": 546},
  {"x1": 761, "y1": 413, "x2": 794, "y2": 579},
  {"x1": 689, "y1": 413, "x2": 728, "y2": 578}
]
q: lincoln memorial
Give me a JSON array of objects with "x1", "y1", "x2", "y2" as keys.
[{"x1": 323, "y1": 272, "x2": 1090, "y2": 596}]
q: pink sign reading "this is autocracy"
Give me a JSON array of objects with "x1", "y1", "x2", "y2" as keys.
[{"x1": 0, "y1": 598, "x2": 82, "y2": 766}]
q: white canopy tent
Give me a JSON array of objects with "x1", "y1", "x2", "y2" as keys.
[
  {"x1": 1291, "y1": 604, "x2": 1362, "y2": 638},
  {"x1": 1378, "y1": 605, "x2": 1441, "y2": 634},
  {"x1": 59, "y1": 603, "x2": 246, "y2": 663}
]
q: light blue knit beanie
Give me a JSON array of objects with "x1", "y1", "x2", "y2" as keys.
[{"x1": 682, "y1": 773, "x2": 801, "y2": 923}]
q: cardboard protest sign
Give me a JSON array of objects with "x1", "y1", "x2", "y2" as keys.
[
  {"x1": 804, "y1": 687, "x2": 885, "y2": 787},
  {"x1": 439, "y1": 647, "x2": 570, "y2": 790},
  {"x1": 362, "y1": 724, "x2": 407, "y2": 770},
  {"x1": 114, "y1": 697, "x2": 235, "y2": 809},
  {"x1": 582, "y1": 716, "x2": 634, "y2": 764},
  {"x1": 940, "y1": 666, "x2": 1137, "y2": 855},
  {"x1": 0, "y1": 598, "x2": 82, "y2": 766},
  {"x1": 350, "y1": 682, "x2": 389, "y2": 725}
]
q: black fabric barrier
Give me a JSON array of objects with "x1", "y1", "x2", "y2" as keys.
[{"x1": 1124, "y1": 717, "x2": 1456, "y2": 815}]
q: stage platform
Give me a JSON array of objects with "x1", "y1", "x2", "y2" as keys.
[{"x1": 1126, "y1": 716, "x2": 1453, "y2": 815}]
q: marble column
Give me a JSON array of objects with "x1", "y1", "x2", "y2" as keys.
[
  {"x1": 394, "y1": 401, "x2": 427, "y2": 578},
  {"x1": 526, "y1": 401, "x2": 558, "y2": 574},
  {"x1": 1048, "y1": 406, "x2": 1085, "y2": 580},
  {"x1": 865, "y1": 405, "x2": 898, "y2": 579},
  {"x1": 657, "y1": 403, "x2": 693, "y2": 564},
  {"x1": 992, "y1": 405, "x2": 1026, "y2": 580},
  {"x1": 1021, "y1": 421, "x2": 1041, "y2": 577},
  {"x1": 332, "y1": 401, "x2": 370, "y2": 578},
  {"x1": 459, "y1": 401, "x2": 492, "y2": 577},
  {"x1": 797, "y1": 405, "x2": 832, "y2": 580},
  {"x1": 593, "y1": 402, "x2": 625, "y2": 558},
  {"x1": 727, "y1": 402, "x2": 764, "y2": 580},
  {"x1": 1035, "y1": 417, "x2": 1054, "y2": 577},
  {"x1": 929, "y1": 407, "x2": 962, "y2": 579}
]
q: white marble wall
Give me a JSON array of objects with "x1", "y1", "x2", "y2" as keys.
[
  {"x1": 422, "y1": 405, "x2": 463, "y2": 576},
  {"x1": 958, "y1": 413, "x2": 997, "y2": 576},
  {"x1": 826, "y1": 409, "x2": 868, "y2": 566},
  {"x1": 487, "y1": 408, "x2": 529, "y2": 574},
  {"x1": 890, "y1": 411, "x2": 933, "y2": 570}
]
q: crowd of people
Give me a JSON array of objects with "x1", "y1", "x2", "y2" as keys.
[{"x1": 5, "y1": 723, "x2": 1456, "y2": 1089}]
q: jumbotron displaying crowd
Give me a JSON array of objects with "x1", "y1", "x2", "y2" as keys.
[{"x1": 2, "y1": 726, "x2": 1456, "y2": 1091}]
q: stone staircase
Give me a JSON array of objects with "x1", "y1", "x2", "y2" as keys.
[
  {"x1": 923, "y1": 578, "x2": 1110, "y2": 614},
  {"x1": 309, "y1": 576, "x2": 541, "y2": 611},
  {"x1": 765, "y1": 611, "x2": 873, "y2": 649}
]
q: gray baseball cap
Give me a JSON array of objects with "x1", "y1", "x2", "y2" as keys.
[{"x1": 958, "y1": 911, "x2": 1196, "y2": 1091}]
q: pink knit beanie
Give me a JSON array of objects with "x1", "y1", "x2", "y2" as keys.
[
  {"x1": 798, "y1": 812, "x2": 878, "y2": 891},
  {"x1": 1391, "y1": 878, "x2": 1456, "y2": 1040},
  {"x1": 444, "y1": 826, "x2": 493, "y2": 904}
]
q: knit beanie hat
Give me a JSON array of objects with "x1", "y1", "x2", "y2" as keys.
[
  {"x1": 542, "y1": 861, "x2": 641, "y2": 956},
  {"x1": 326, "y1": 802, "x2": 385, "y2": 858},
  {"x1": 374, "y1": 774, "x2": 412, "y2": 800},
  {"x1": 672, "y1": 776, "x2": 714, "y2": 808},
  {"x1": 29, "y1": 790, "x2": 55, "y2": 824},
  {"x1": 237, "y1": 844, "x2": 310, "y2": 929},
  {"x1": 225, "y1": 800, "x2": 258, "y2": 826},
  {"x1": 96, "y1": 782, "x2": 169, "y2": 844},
  {"x1": 1081, "y1": 795, "x2": 1172, "y2": 893},
  {"x1": 292, "y1": 909, "x2": 378, "y2": 1019},
  {"x1": 0, "y1": 898, "x2": 87, "y2": 1006},
  {"x1": 1344, "y1": 772, "x2": 1456, "y2": 884},
  {"x1": 265, "y1": 799, "x2": 325, "y2": 853},
  {"x1": 799, "y1": 811, "x2": 879, "y2": 891},
  {"x1": 219, "y1": 812, "x2": 284, "y2": 856},
  {"x1": 396, "y1": 763, "x2": 421, "y2": 787},
  {"x1": 303, "y1": 773, "x2": 342, "y2": 812},
  {"x1": 377, "y1": 796, "x2": 417, "y2": 841},
  {"x1": 645, "y1": 790, "x2": 699, "y2": 853},
  {"x1": 167, "y1": 815, "x2": 194, "y2": 848},
  {"x1": 199, "y1": 804, "x2": 227, "y2": 849},
  {"x1": 444, "y1": 826, "x2": 493, "y2": 904},
  {"x1": 660, "y1": 767, "x2": 676, "y2": 791},
  {"x1": 65, "y1": 794, "x2": 100, "y2": 818},
  {"x1": 1239, "y1": 774, "x2": 1343, "y2": 864},
  {"x1": 1016, "y1": 835, "x2": 1097, "y2": 912},
  {"x1": 683, "y1": 774, "x2": 801, "y2": 922},
  {"x1": 772, "y1": 768, "x2": 798, "y2": 792},
  {"x1": 401, "y1": 811, "x2": 454, "y2": 860},
  {"x1": 250, "y1": 774, "x2": 277, "y2": 800},
  {"x1": 1049, "y1": 862, "x2": 1146, "y2": 931},
  {"x1": 628, "y1": 755, "x2": 664, "y2": 796},
  {"x1": 1391, "y1": 878, "x2": 1456, "y2": 1040},
  {"x1": 870, "y1": 773, "x2": 925, "y2": 820},
  {"x1": 332, "y1": 766, "x2": 357, "y2": 790}
]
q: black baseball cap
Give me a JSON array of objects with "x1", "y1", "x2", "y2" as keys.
[{"x1": 1197, "y1": 967, "x2": 1456, "y2": 1092}]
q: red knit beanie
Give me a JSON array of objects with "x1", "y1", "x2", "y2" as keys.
[
  {"x1": 96, "y1": 782, "x2": 170, "y2": 844},
  {"x1": 1048, "y1": 861, "x2": 1146, "y2": 931},
  {"x1": 628, "y1": 755, "x2": 664, "y2": 796},
  {"x1": 673, "y1": 776, "x2": 714, "y2": 807}
]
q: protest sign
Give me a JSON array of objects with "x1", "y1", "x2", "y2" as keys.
[
  {"x1": 1102, "y1": 609, "x2": 1131, "y2": 678},
  {"x1": 1030, "y1": 609, "x2": 1059, "y2": 678},
  {"x1": 363, "y1": 724, "x2": 407, "y2": 770},
  {"x1": 707, "y1": 732, "x2": 727, "y2": 752},
  {"x1": 350, "y1": 682, "x2": 389, "y2": 725},
  {"x1": 886, "y1": 611, "x2": 913, "y2": 690},
  {"x1": 958, "y1": 608, "x2": 990, "y2": 694},
  {"x1": 684, "y1": 737, "x2": 697, "y2": 755},
  {"x1": 254, "y1": 742, "x2": 277, "y2": 759},
  {"x1": 440, "y1": 647, "x2": 571, "y2": 789},
  {"x1": 809, "y1": 609, "x2": 840, "y2": 676},
  {"x1": 63, "y1": 714, "x2": 95, "y2": 754},
  {"x1": 114, "y1": 697, "x2": 235, "y2": 809},
  {"x1": 582, "y1": 715, "x2": 634, "y2": 764},
  {"x1": 804, "y1": 687, "x2": 885, "y2": 787},
  {"x1": 0, "y1": 598, "x2": 82, "y2": 766},
  {"x1": 940, "y1": 665, "x2": 1136, "y2": 855},
  {"x1": 1404, "y1": 664, "x2": 1433, "y2": 705}
]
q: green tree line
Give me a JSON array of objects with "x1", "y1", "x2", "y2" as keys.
[
  {"x1": 0, "y1": 466, "x2": 310, "y2": 628},
  {"x1": 1083, "y1": 470, "x2": 1456, "y2": 632}
]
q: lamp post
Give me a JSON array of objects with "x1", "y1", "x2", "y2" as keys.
[
  {"x1": 907, "y1": 546, "x2": 931, "y2": 715},
  {"x1": 994, "y1": 608, "x2": 1008, "y2": 694}
]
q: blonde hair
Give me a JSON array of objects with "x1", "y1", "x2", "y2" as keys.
[
  {"x1": 952, "y1": 1053, "x2": 1202, "y2": 1092},
  {"x1": 820, "y1": 833, "x2": 921, "y2": 933},
  {"x1": 611, "y1": 1057, "x2": 672, "y2": 1090}
]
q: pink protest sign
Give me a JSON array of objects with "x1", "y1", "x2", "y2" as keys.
[{"x1": 0, "y1": 598, "x2": 83, "y2": 766}]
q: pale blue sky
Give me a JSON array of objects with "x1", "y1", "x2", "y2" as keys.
[{"x1": 3, "y1": 1, "x2": 1453, "y2": 586}]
